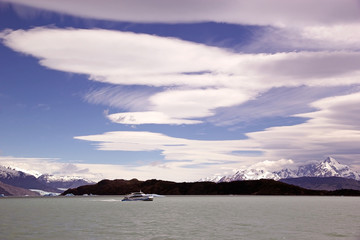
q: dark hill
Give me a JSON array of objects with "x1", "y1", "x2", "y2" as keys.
[
  {"x1": 280, "y1": 177, "x2": 360, "y2": 191},
  {"x1": 62, "y1": 178, "x2": 360, "y2": 196},
  {"x1": 0, "y1": 181, "x2": 39, "y2": 197}
]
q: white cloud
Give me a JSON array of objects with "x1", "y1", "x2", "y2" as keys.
[
  {"x1": 301, "y1": 24, "x2": 360, "y2": 50},
  {"x1": 3, "y1": 0, "x2": 360, "y2": 28},
  {"x1": 246, "y1": 23, "x2": 360, "y2": 53},
  {"x1": 1, "y1": 28, "x2": 238, "y2": 87},
  {"x1": 75, "y1": 91, "x2": 360, "y2": 173},
  {"x1": 3, "y1": 27, "x2": 360, "y2": 125},
  {"x1": 296, "y1": 92, "x2": 360, "y2": 131},
  {"x1": 149, "y1": 88, "x2": 255, "y2": 120},
  {"x1": 72, "y1": 131, "x2": 265, "y2": 180},
  {"x1": 105, "y1": 88, "x2": 254, "y2": 125},
  {"x1": 74, "y1": 131, "x2": 257, "y2": 163},
  {"x1": 248, "y1": 159, "x2": 295, "y2": 172},
  {"x1": 241, "y1": 51, "x2": 360, "y2": 87},
  {"x1": 3, "y1": 28, "x2": 360, "y2": 89}
]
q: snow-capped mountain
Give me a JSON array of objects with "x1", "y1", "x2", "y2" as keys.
[
  {"x1": 10, "y1": 166, "x2": 42, "y2": 178},
  {"x1": 203, "y1": 169, "x2": 278, "y2": 182},
  {"x1": 0, "y1": 165, "x2": 94, "y2": 193},
  {"x1": 298, "y1": 157, "x2": 359, "y2": 179},
  {"x1": 0, "y1": 165, "x2": 59, "y2": 192},
  {"x1": 38, "y1": 174, "x2": 94, "y2": 189},
  {"x1": 0, "y1": 165, "x2": 23, "y2": 178},
  {"x1": 202, "y1": 157, "x2": 360, "y2": 182},
  {"x1": 276, "y1": 157, "x2": 360, "y2": 180}
]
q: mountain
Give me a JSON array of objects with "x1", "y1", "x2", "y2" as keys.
[
  {"x1": 0, "y1": 165, "x2": 93, "y2": 194},
  {"x1": 62, "y1": 178, "x2": 360, "y2": 196},
  {"x1": 277, "y1": 157, "x2": 360, "y2": 180},
  {"x1": 0, "y1": 165, "x2": 60, "y2": 193},
  {"x1": 38, "y1": 174, "x2": 95, "y2": 190},
  {"x1": 202, "y1": 157, "x2": 360, "y2": 183},
  {"x1": 280, "y1": 177, "x2": 360, "y2": 191},
  {"x1": 0, "y1": 181, "x2": 39, "y2": 197},
  {"x1": 203, "y1": 169, "x2": 278, "y2": 182}
]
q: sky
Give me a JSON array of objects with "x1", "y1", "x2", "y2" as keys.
[{"x1": 1, "y1": 0, "x2": 360, "y2": 182}]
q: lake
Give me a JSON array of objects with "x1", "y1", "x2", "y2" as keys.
[{"x1": 0, "y1": 196, "x2": 359, "y2": 240}]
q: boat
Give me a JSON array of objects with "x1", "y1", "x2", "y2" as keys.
[{"x1": 122, "y1": 191, "x2": 153, "y2": 201}]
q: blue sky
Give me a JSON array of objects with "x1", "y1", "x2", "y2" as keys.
[{"x1": 1, "y1": 0, "x2": 360, "y2": 181}]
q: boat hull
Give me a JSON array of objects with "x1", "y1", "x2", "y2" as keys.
[
  {"x1": 122, "y1": 191, "x2": 154, "y2": 201},
  {"x1": 122, "y1": 197, "x2": 153, "y2": 201}
]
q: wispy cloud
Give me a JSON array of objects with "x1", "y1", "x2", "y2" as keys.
[
  {"x1": 84, "y1": 86, "x2": 158, "y2": 111},
  {"x1": 72, "y1": 131, "x2": 264, "y2": 180},
  {"x1": 74, "y1": 131, "x2": 256, "y2": 163},
  {"x1": 208, "y1": 86, "x2": 353, "y2": 127}
]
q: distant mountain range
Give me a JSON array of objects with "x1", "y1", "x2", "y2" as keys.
[
  {"x1": 201, "y1": 157, "x2": 360, "y2": 182},
  {"x1": 0, "y1": 165, "x2": 94, "y2": 196},
  {"x1": 60, "y1": 157, "x2": 360, "y2": 195},
  {"x1": 2, "y1": 157, "x2": 360, "y2": 196}
]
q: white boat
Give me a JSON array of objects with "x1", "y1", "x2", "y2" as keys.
[{"x1": 122, "y1": 191, "x2": 153, "y2": 201}]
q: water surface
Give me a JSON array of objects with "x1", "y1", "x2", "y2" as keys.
[{"x1": 0, "y1": 196, "x2": 359, "y2": 240}]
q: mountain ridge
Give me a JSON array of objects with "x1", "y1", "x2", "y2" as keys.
[
  {"x1": 38, "y1": 174, "x2": 95, "y2": 189},
  {"x1": 0, "y1": 165, "x2": 59, "y2": 192},
  {"x1": 0, "y1": 165, "x2": 94, "y2": 194},
  {"x1": 201, "y1": 157, "x2": 360, "y2": 182},
  {"x1": 279, "y1": 177, "x2": 360, "y2": 191}
]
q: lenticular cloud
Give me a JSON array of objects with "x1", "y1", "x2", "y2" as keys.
[{"x1": 3, "y1": 27, "x2": 360, "y2": 125}]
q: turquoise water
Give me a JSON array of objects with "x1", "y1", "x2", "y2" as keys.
[{"x1": 0, "y1": 196, "x2": 359, "y2": 240}]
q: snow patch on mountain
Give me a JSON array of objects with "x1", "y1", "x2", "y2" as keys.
[
  {"x1": 0, "y1": 165, "x2": 31, "y2": 178},
  {"x1": 38, "y1": 174, "x2": 95, "y2": 189},
  {"x1": 10, "y1": 166, "x2": 42, "y2": 178},
  {"x1": 38, "y1": 174, "x2": 93, "y2": 183}
]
